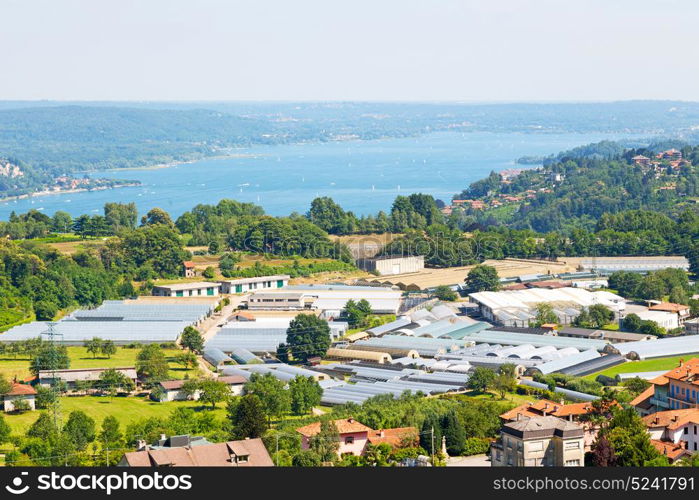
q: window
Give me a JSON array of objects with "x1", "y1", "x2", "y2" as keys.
[
  {"x1": 528, "y1": 441, "x2": 543, "y2": 452},
  {"x1": 564, "y1": 441, "x2": 580, "y2": 450},
  {"x1": 695, "y1": 443, "x2": 697, "y2": 451},
  {"x1": 685, "y1": 427, "x2": 689, "y2": 434},
  {"x1": 344, "y1": 436, "x2": 354, "y2": 445},
  {"x1": 565, "y1": 460, "x2": 580, "y2": 466},
  {"x1": 207, "y1": 287, "x2": 214, "y2": 296},
  {"x1": 694, "y1": 426, "x2": 697, "y2": 435}
]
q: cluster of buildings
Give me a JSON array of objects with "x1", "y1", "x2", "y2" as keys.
[{"x1": 632, "y1": 149, "x2": 691, "y2": 176}]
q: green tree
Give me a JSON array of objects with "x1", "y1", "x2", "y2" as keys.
[
  {"x1": 100, "y1": 340, "x2": 117, "y2": 358},
  {"x1": 309, "y1": 420, "x2": 340, "y2": 463},
  {"x1": 623, "y1": 313, "x2": 642, "y2": 332},
  {"x1": 33, "y1": 300, "x2": 58, "y2": 321},
  {"x1": 140, "y1": 207, "x2": 174, "y2": 227},
  {"x1": 198, "y1": 379, "x2": 230, "y2": 409},
  {"x1": 84, "y1": 337, "x2": 104, "y2": 359},
  {"x1": 531, "y1": 303, "x2": 558, "y2": 327},
  {"x1": 99, "y1": 415, "x2": 123, "y2": 447},
  {"x1": 202, "y1": 266, "x2": 216, "y2": 279},
  {"x1": 135, "y1": 344, "x2": 169, "y2": 385},
  {"x1": 441, "y1": 411, "x2": 466, "y2": 455},
  {"x1": 97, "y1": 368, "x2": 134, "y2": 397},
  {"x1": 467, "y1": 367, "x2": 496, "y2": 393},
  {"x1": 63, "y1": 410, "x2": 96, "y2": 451},
  {"x1": 27, "y1": 413, "x2": 59, "y2": 441},
  {"x1": 492, "y1": 372, "x2": 517, "y2": 399},
  {"x1": 292, "y1": 449, "x2": 322, "y2": 467},
  {"x1": 29, "y1": 343, "x2": 70, "y2": 376},
  {"x1": 175, "y1": 351, "x2": 198, "y2": 370},
  {"x1": 420, "y1": 414, "x2": 443, "y2": 456},
  {"x1": 465, "y1": 265, "x2": 501, "y2": 292},
  {"x1": 0, "y1": 415, "x2": 11, "y2": 444},
  {"x1": 180, "y1": 326, "x2": 204, "y2": 353},
  {"x1": 434, "y1": 285, "x2": 458, "y2": 301},
  {"x1": 286, "y1": 314, "x2": 331, "y2": 363},
  {"x1": 229, "y1": 394, "x2": 267, "y2": 439},
  {"x1": 289, "y1": 375, "x2": 323, "y2": 415},
  {"x1": 244, "y1": 373, "x2": 290, "y2": 423}
]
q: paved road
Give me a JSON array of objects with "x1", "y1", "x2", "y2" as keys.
[{"x1": 446, "y1": 454, "x2": 490, "y2": 467}]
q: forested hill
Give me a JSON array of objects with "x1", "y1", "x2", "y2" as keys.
[
  {"x1": 0, "y1": 106, "x2": 285, "y2": 173},
  {"x1": 456, "y1": 143, "x2": 699, "y2": 233}
]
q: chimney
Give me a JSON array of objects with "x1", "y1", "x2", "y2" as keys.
[
  {"x1": 348, "y1": 417, "x2": 354, "y2": 423},
  {"x1": 160, "y1": 433, "x2": 167, "y2": 441},
  {"x1": 136, "y1": 440, "x2": 147, "y2": 451},
  {"x1": 379, "y1": 430, "x2": 385, "y2": 438}
]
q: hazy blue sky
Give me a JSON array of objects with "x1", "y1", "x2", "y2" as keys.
[{"x1": 2, "y1": 0, "x2": 698, "y2": 101}]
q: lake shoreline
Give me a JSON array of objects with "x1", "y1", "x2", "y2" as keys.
[{"x1": 0, "y1": 182, "x2": 142, "y2": 204}]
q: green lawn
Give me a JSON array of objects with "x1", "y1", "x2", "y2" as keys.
[
  {"x1": 3, "y1": 395, "x2": 227, "y2": 435},
  {"x1": 0, "y1": 346, "x2": 198, "y2": 381},
  {"x1": 583, "y1": 353, "x2": 699, "y2": 380}
]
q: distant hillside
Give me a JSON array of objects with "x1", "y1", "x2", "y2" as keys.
[{"x1": 456, "y1": 142, "x2": 699, "y2": 232}]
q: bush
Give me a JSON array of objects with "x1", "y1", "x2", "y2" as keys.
[{"x1": 462, "y1": 437, "x2": 491, "y2": 456}]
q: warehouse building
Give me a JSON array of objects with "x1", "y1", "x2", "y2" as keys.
[
  {"x1": 579, "y1": 256, "x2": 689, "y2": 274},
  {"x1": 219, "y1": 275, "x2": 289, "y2": 294},
  {"x1": 152, "y1": 282, "x2": 220, "y2": 298},
  {"x1": 468, "y1": 288, "x2": 625, "y2": 326},
  {"x1": 356, "y1": 255, "x2": 425, "y2": 276},
  {"x1": 38, "y1": 367, "x2": 138, "y2": 388},
  {"x1": 246, "y1": 284, "x2": 403, "y2": 315}
]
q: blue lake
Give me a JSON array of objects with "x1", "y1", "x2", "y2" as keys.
[{"x1": 0, "y1": 131, "x2": 650, "y2": 219}]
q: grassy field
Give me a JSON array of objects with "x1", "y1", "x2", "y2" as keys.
[
  {"x1": 3, "y1": 396, "x2": 227, "y2": 435},
  {"x1": 0, "y1": 346, "x2": 198, "y2": 381},
  {"x1": 583, "y1": 354, "x2": 699, "y2": 380}
]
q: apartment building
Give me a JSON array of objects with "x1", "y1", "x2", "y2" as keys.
[{"x1": 491, "y1": 416, "x2": 585, "y2": 467}]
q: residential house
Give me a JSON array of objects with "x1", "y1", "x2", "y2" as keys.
[
  {"x1": 183, "y1": 261, "x2": 196, "y2": 278},
  {"x1": 490, "y1": 415, "x2": 585, "y2": 467},
  {"x1": 499, "y1": 399, "x2": 613, "y2": 451},
  {"x1": 643, "y1": 408, "x2": 699, "y2": 454},
  {"x1": 156, "y1": 376, "x2": 246, "y2": 402},
  {"x1": 2, "y1": 382, "x2": 37, "y2": 412},
  {"x1": 650, "y1": 440, "x2": 692, "y2": 464},
  {"x1": 219, "y1": 275, "x2": 290, "y2": 294},
  {"x1": 296, "y1": 418, "x2": 373, "y2": 457},
  {"x1": 630, "y1": 359, "x2": 699, "y2": 415},
  {"x1": 648, "y1": 302, "x2": 691, "y2": 326},
  {"x1": 119, "y1": 436, "x2": 273, "y2": 467},
  {"x1": 367, "y1": 427, "x2": 419, "y2": 448},
  {"x1": 632, "y1": 155, "x2": 651, "y2": 167},
  {"x1": 152, "y1": 282, "x2": 220, "y2": 298}
]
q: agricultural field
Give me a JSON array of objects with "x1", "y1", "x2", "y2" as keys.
[
  {"x1": 0, "y1": 346, "x2": 199, "y2": 381},
  {"x1": 583, "y1": 354, "x2": 699, "y2": 380},
  {"x1": 2, "y1": 395, "x2": 227, "y2": 435}
]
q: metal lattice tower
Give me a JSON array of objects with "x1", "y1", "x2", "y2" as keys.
[{"x1": 40, "y1": 322, "x2": 63, "y2": 428}]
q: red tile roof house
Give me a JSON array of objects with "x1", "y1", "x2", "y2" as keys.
[
  {"x1": 648, "y1": 302, "x2": 691, "y2": 325},
  {"x1": 499, "y1": 399, "x2": 619, "y2": 452},
  {"x1": 296, "y1": 418, "x2": 419, "y2": 457},
  {"x1": 119, "y1": 437, "x2": 273, "y2": 467},
  {"x1": 2, "y1": 382, "x2": 37, "y2": 412},
  {"x1": 156, "y1": 376, "x2": 246, "y2": 402},
  {"x1": 297, "y1": 418, "x2": 373, "y2": 457},
  {"x1": 643, "y1": 408, "x2": 699, "y2": 457},
  {"x1": 183, "y1": 260, "x2": 197, "y2": 278}
]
